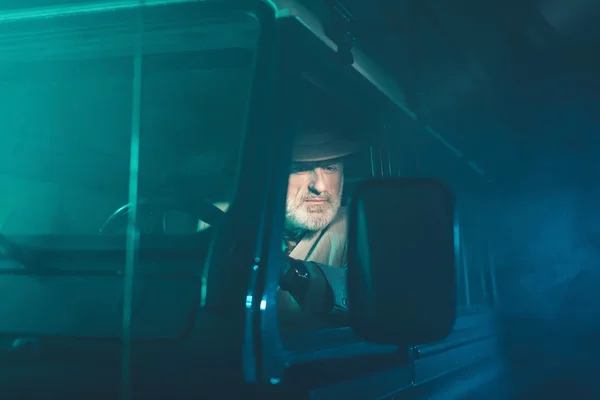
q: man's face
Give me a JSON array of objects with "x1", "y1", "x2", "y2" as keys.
[{"x1": 285, "y1": 160, "x2": 344, "y2": 232}]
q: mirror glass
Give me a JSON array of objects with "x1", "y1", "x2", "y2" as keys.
[{"x1": 347, "y1": 178, "x2": 456, "y2": 344}]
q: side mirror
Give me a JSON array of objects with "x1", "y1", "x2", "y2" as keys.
[{"x1": 347, "y1": 178, "x2": 456, "y2": 345}]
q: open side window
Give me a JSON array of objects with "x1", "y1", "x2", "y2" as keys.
[
  {"x1": 256, "y1": 2, "x2": 501, "y2": 397},
  {"x1": 251, "y1": 4, "x2": 413, "y2": 397}
]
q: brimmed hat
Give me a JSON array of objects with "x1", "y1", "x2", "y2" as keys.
[{"x1": 292, "y1": 132, "x2": 361, "y2": 162}]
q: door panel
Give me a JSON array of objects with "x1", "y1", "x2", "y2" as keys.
[
  {"x1": 413, "y1": 336, "x2": 498, "y2": 384},
  {"x1": 310, "y1": 365, "x2": 412, "y2": 400}
]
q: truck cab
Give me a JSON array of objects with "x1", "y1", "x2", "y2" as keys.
[{"x1": 0, "y1": 0, "x2": 500, "y2": 398}]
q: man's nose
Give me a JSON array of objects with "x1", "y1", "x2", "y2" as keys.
[{"x1": 308, "y1": 169, "x2": 327, "y2": 193}]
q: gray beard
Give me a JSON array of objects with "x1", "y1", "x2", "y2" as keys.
[{"x1": 285, "y1": 182, "x2": 343, "y2": 232}]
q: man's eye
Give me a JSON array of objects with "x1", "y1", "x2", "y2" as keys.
[
  {"x1": 323, "y1": 165, "x2": 338, "y2": 172},
  {"x1": 291, "y1": 166, "x2": 309, "y2": 174}
]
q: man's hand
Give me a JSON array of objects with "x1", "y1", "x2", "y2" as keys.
[
  {"x1": 279, "y1": 257, "x2": 336, "y2": 314},
  {"x1": 279, "y1": 256, "x2": 311, "y2": 306}
]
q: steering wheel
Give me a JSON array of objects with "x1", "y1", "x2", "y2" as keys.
[{"x1": 99, "y1": 198, "x2": 226, "y2": 235}]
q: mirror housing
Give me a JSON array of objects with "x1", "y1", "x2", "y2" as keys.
[{"x1": 347, "y1": 178, "x2": 456, "y2": 345}]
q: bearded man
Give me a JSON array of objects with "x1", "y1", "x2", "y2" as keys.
[{"x1": 278, "y1": 131, "x2": 360, "y2": 317}]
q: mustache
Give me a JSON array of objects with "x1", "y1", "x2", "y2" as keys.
[{"x1": 301, "y1": 192, "x2": 332, "y2": 202}]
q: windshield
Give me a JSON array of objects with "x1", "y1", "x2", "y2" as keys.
[
  {"x1": 0, "y1": 4, "x2": 259, "y2": 340},
  {"x1": 0, "y1": 4, "x2": 258, "y2": 238}
]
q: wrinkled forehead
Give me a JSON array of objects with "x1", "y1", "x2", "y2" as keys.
[{"x1": 290, "y1": 158, "x2": 345, "y2": 172}]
